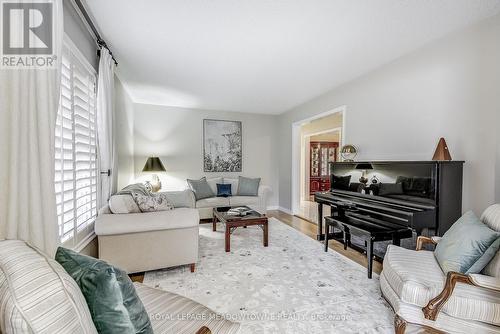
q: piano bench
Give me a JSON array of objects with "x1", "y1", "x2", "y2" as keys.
[{"x1": 324, "y1": 216, "x2": 413, "y2": 279}]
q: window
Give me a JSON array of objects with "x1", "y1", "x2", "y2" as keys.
[{"x1": 54, "y1": 38, "x2": 98, "y2": 249}]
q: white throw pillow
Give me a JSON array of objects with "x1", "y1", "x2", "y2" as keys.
[
  {"x1": 132, "y1": 193, "x2": 174, "y2": 212},
  {"x1": 206, "y1": 177, "x2": 223, "y2": 196},
  {"x1": 108, "y1": 195, "x2": 141, "y2": 214},
  {"x1": 224, "y1": 178, "x2": 239, "y2": 196}
]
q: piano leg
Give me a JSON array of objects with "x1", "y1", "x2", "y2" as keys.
[
  {"x1": 392, "y1": 235, "x2": 401, "y2": 246},
  {"x1": 324, "y1": 221, "x2": 329, "y2": 252},
  {"x1": 343, "y1": 227, "x2": 349, "y2": 250},
  {"x1": 317, "y1": 203, "x2": 323, "y2": 240},
  {"x1": 367, "y1": 238, "x2": 374, "y2": 279}
]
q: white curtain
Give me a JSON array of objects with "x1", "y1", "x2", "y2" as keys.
[
  {"x1": 0, "y1": 0, "x2": 64, "y2": 256},
  {"x1": 96, "y1": 48, "x2": 115, "y2": 207}
]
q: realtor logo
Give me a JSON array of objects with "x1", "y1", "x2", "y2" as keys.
[{"x1": 1, "y1": 0, "x2": 56, "y2": 68}]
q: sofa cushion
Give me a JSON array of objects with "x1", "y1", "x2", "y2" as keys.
[
  {"x1": 0, "y1": 240, "x2": 97, "y2": 334},
  {"x1": 229, "y1": 195, "x2": 259, "y2": 207},
  {"x1": 237, "y1": 176, "x2": 261, "y2": 196},
  {"x1": 196, "y1": 196, "x2": 230, "y2": 208},
  {"x1": 109, "y1": 194, "x2": 141, "y2": 214},
  {"x1": 134, "y1": 282, "x2": 240, "y2": 334},
  {"x1": 187, "y1": 177, "x2": 215, "y2": 200},
  {"x1": 95, "y1": 208, "x2": 200, "y2": 236},
  {"x1": 434, "y1": 211, "x2": 500, "y2": 274},
  {"x1": 159, "y1": 189, "x2": 195, "y2": 208},
  {"x1": 383, "y1": 245, "x2": 500, "y2": 325},
  {"x1": 224, "y1": 178, "x2": 239, "y2": 196},
  {"x1": 206, "y1": 177, "x2": 223, "y2": 196},
  {"x1": 55, "y1": 248, "x2": 153, "y2": 334}
]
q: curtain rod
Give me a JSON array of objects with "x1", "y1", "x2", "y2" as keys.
[{"x1": 73, "y1": 0, "x2": 118, "y2": 66}]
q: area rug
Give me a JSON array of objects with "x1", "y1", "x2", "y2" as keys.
[{"x1": 143, "y1": 218, "x2": 394, "y2": 333}]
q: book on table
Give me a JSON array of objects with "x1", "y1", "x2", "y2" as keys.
[{"x1": 226, "y1": 207, "x2": 254, "y2": 216}]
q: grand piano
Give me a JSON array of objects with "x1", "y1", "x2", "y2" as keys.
[{"x1": 314, "y1": 161, "x2": 464, "y2": 245}]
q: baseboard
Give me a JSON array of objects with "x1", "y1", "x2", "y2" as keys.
[
  {"x1": 277, "y1": 206, "x2": 293, "y2": 215},
  {"x1": 266, "y1": 206, "x2": 279, "y2": 211}
]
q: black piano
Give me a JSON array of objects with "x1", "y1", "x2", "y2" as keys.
[{"x1": 315, "y1": 161, "x2": 464, "y2": 253}]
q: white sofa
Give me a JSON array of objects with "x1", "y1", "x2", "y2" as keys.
[
  {"x1": 0, "y1": 240, "x2": 240, "y2": 334},
  {"x1": 381, "y1": 204, "x2": 500, "y2": 334},
  {"x1": 193, "y1": 177, "x2": 271, "y2": 219},
  {"x1": 95, "y1": 189, "x2": 200, "y2": 274}
]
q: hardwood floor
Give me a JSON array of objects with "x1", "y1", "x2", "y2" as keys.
[
  {"x1": 129, "y1": 210, "x2": 382, "y2": 283},
  {"x1": 267, "y1": 210, "x2": 383, "y2": 275}
]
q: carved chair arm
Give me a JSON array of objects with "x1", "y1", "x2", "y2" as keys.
[
  {"x1": 195, "y1": 326, "x2": 212, "y2": 334},
  {"x1": 416, "y1": 236, "x2": 438, "y2": 251},
  {"x1": 422, "y1": 272, "x2": 500, "y2": 321},
  {"x1": 469, "y1": 274, "x2": 500, "y2": 292}
]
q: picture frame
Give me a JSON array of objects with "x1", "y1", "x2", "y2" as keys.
[{"x1": 203, "y1": 119, "x2": 242, "y2": 172}]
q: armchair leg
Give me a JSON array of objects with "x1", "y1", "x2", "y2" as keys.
[
  {"x1": 190, "y1": 263, "x2": 196, "y2": 273},
  {"x1": 195, "y1": 326, "x2": 211, "y2": 334},
  {"x1": 394, "y1": 314, "x2": 407, "y2": 334}
]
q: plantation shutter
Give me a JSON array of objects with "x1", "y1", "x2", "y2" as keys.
[{"x1": 54, "y1": 39, "x2": 98, "y2": 249}]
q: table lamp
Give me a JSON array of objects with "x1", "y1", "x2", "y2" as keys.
[
  {"x1": 355, "y1": 163, "x2": 373, "y2": 185},
  {"x1": 142, "y1": 157, "x2": 166, "y2": 192}
]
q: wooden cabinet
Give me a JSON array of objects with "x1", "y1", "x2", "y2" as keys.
[{"x1": 310, "y1": 142, "x2": 338, "y2": 195}]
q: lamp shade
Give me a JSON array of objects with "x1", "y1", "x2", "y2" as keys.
[
  {"x1": 355, "y1": 163, "x2": 373, "y2": 170},
  {"x1": 142, "y1": 157, "x2": 166, "y2": 172}
]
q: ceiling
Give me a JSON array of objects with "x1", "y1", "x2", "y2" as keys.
[{"x1": 84, "y1": 0, "x2": 500, "y2": 114}]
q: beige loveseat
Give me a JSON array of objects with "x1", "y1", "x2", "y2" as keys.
[
  {"x1": 0, "y1": 240, "x2": 240, "y2": 334},
  {"x1": 194, "y1": 177, "x2": 271, "y2": 219},
  {"x1": 381, "y1": 204, "x2": 500, "y2": 334},
  {"x1": 95, "y1": 190, "x2": 200, "y2": 273}
]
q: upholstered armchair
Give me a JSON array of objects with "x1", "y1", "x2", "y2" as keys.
[{"x1": 381, "y1": 204, "x2": 500, "y2": 334}]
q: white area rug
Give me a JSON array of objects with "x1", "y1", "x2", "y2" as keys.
[{"x1": 143, "y1": 218, "x2": 394, "y2": 333}]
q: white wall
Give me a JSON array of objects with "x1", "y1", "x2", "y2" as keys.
[
  {"x1": 114, "y1": 77, "x2": 135, "y2": 190},
  {"x1": 278, "y1": 15, "x2": 500, "y2": 215},
  {"x1": 131, "y1": 104, "x2": 279, "y2": 208}
]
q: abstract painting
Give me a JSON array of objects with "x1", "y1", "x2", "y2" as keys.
[{"x1": 203, "y1": 119, "x2": 242, "y2": 172}]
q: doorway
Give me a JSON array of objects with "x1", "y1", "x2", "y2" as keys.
[{"x1": 292, "y1": 106, "x2": 345, "y2": 223}]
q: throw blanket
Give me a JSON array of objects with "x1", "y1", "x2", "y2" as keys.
[
  {"x1": 116, "y1": 183, "x2": 173, "y2": 212},
  {"x1": 116, "y1": 183, "x2": 150, "y2": 197}
]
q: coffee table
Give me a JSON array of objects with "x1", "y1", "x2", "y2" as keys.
[{"x1": 212, "y1": 206, "x2": 268, "y2": 252}]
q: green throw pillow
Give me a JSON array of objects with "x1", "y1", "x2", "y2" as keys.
[
  {"x1": 55, "y1": 247, "x2": 153, "y2": 334},
  {"x1": 237, "y1": 176, "x2": 261, "y2": 196},
  {"x1": 434, "y1": 211, "x2": 500, "y2": 274}
]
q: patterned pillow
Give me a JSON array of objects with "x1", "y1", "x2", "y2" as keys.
[{"x1": 132, "y1": 193, "x2": 174, "y2": 212}]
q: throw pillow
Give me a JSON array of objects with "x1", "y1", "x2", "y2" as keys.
[
  {"x1": 206, "y1": 177, "x2": 223, "y2": 195},
  {"x1": 224, "y1": 178, "x2": 239, "y2": 196},
  {"x1": 378, "y1": 183, "x2": 404, "y2": 196},
  {"x1": 109, "y1": 194, "x2": 141, "y2": 214},
  {"x1": 434, "y1": 211, "x2": 500, "y2": 274},
  {"x1": 331, "y1": 174, "x2": 351, "y2": 191},
  {"x1": 216, "y1": 183, "x2": 232, "y2": 197},
  {"x1": 187, "y1": 177, "x2": 215, "y2": 200},
  {"x1": 467, "y1": 237, "x2": 500, "y2": 274},
  {"x1": 132, "y1": 192, "x2": 174, "y2": 212},
  {"x1": 55, "y1": 247, "x2": 153, "y2": 334},
  {"x1": 237, "y1": 176, "x2": 261, "y2": 196}
]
